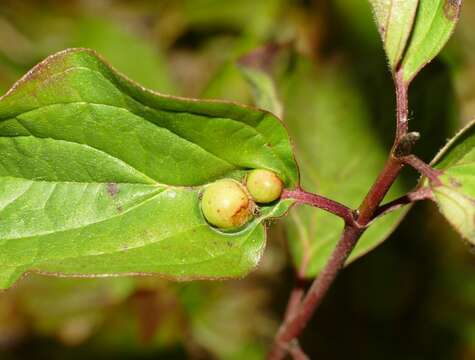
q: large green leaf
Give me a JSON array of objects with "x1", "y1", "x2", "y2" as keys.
[
  {"x1": 280, "y1": 57, "x2": 408, "y2": 277},
  {"x1": 0, "y1": 48, "x2": 298, "y2": 289},
  {"x1": 429, "y1": 119, "x2": 475, "y2": 243},
  {"x1": 369, "y1": 0, "x2": 462, "y2": 83},
  {"x1": 369, "y1": 0, "x2": 419, "y2": 70}
]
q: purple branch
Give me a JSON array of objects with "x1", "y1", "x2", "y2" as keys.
[
  {"x1": 394, "y1": 69, "x2": 409, "y2": 142},
  {"x1": 372, "y1": 187, "x2": 434, "y2": 221},
  {"x1": 282, "y1": 188, "x2": 355, "y2": 225}
]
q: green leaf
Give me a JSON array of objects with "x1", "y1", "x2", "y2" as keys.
[
  {"x1": 369, "y1": 0, "x2": 462, "y2": 83},
  {"x1": 280, "y1": 57, "x2": 408, "y2": 277},
  {"x1": 401, "y1": 0, "x2": 462, "y2": 83},
  {"x1": 369, "y1": 0, "x2": 419, "y2": 70},
  {"x1": 429, "y1": 119, "x2": 475, "y2": 243},
  {"x1": 0, "y1": 48, "x2": 298, "y2": 289}
]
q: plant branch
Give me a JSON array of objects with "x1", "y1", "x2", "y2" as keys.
[
  {"x1": 395, "y1": 69, "x2": 409, "y2": 142},
  {"x1": 269, "y1": 157, "x2": 405, "y2": 359},
  {"x1": 282, "y1": 280, "x2": 306, "y2": 321},
  {"x1": 400, "y1": 155, "x2": 443, "y2": 185},
  {"x1": 268, "y1": 67, "x2": 412, "y2": 360},
  {"x1": 356, "y1": 156, "x2": 405, "y2": 225},
  {"x1": 372, "y1": 187, "x2": 434, "y2": 221},
  {"x1": 282, "y1": 188, "x2": 355, "y2": 225}
]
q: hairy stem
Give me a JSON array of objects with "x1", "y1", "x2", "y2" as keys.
[
  {"x1": 395, "y1": 69, "x2": 409, "y2": 142},
  {"x1": 282, "y1": 188, "x2": 355, "y2": 225},
  {"x1": 267, "y1": 67, "x2": 411, "y2": 359}
]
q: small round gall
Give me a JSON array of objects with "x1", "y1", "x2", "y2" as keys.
[
  {"x1": 201, "y1": 179, "x2": 254, "y2": 230},
  {"x1": 246, "y1": 169, "x2": 283, "y2": 203}
]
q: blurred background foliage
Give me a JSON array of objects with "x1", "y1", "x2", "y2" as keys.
[{"x1": 0, "y1": 0, "x2": 474, "y2": 359}]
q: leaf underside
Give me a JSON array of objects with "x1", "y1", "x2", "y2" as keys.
[
  {"x1": 428, "y1": 119, "x2": 475, "y2": 243},
  {"x1": 0, "y1": 48, "x2": 298, "y2": 289},
  {"x1": 370, "y1": 0, "x2": 462, "y2": 83},
  {"x1": 369, "y1": 0, "x2": 419, "y2": 70}
]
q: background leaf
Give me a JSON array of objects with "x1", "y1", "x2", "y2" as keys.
[
  {"x1": 429, "y1": 119, "x2": 475, "y2": 242},
  {"x1": 237, "y1": 44, "x2": 285, "y2": 118},
  {"x1": 237, "y1": 66, "x2": 283, "y2": 119},
  {"x1": 70, "y1": 18, "x2": 177, "y2": 94},
  {"x1": 278, "y1": 57, "x2": 408, "y2": 277},
  {"x1": 0, "y1": 13, "x2": 178, "y2": 96},
  {"x1": 0, "y1": 48, "x2": 298, "y2": 289}
]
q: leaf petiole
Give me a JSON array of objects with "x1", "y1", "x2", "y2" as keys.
[
  {"x1": 281, "y1": 188, "x2": 355, "y2": 225},
  {"x1": 372, "y1": 187, "x2": 434, "y2": 222},
  {"x1": 401, "y1": 155, "x2": 443, "y2": 185}
]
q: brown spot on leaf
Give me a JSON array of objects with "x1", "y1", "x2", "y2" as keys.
[
  {"x1": 107, "y1": 183, "x2": 119, "y2": 197},
  {"x1": 444, "y1": 0, "x2": 462, "y2": 21}
]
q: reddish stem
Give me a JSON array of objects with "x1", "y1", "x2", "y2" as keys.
[
  {"x1": 401, "y1": 155, "x2": 443, "y2": 186},
  {"x1": 283, "y1": 281, "x2": 306, "y2": 321},
  {"x1": 373, "y1": 187, "x2": 434, "y2": 220},
  {"x1": 394, "y1": 69, "x2": 409, "y2": 142},
  {"x1": 356, "y1": 156, "x2": 405, "y2": 225},
  {"x1": 282, "y1": 188, "x2": 355, "y2": 225}
]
